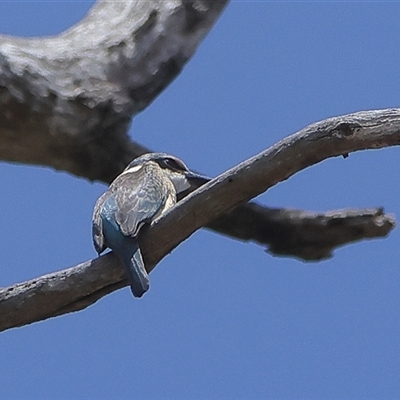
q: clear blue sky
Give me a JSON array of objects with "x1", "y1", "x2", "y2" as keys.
[{"x1": 1, "y1": 2, "x2": 399, "y2": 399}]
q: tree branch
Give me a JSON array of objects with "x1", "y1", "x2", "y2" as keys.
[
  {"x1": 1, "y1": 108, "x2": 398, "y2": 332},
  {"x1": 0, "y1": 0, "x2": 229, "y2": 182},
  {"x1": 208, "y1": 206, "x2": 394, "y2": 261}
]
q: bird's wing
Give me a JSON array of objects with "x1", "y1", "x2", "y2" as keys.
[
  {"x1": 92, "y1": 191, "x2": 110, "y2": 254},
  {"x1": 112, "y1": 169, "x2": 167, "y2": 237}
]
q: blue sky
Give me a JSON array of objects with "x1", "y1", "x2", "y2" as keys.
[{"x1": 1, "y1": 2, "x2": 400, "y2": 399}]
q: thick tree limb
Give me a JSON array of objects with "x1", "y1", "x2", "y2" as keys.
[
  {"x1": 0, "y1": 0, "x2": 229, "y2": 182},
  {"x1": 0, "y1": 108, "x2": 398, "y2": 332}
]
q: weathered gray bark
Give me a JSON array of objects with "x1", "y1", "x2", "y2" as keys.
[
  {"x1": 0, "y1": 0, "x2": 229, "y2": 182},
  {"x1": 0, "y1": 109, "x2": 398, "y2": 332}
]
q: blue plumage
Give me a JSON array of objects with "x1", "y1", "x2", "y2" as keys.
[{"x1": 100, "y1": 195, "x2": 149, "y2": 297}]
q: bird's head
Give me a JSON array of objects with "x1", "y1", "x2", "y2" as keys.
[{"x1": 124, "y1": 153, "x2": 210, "y2": 195}]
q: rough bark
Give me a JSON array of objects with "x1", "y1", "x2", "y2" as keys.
[
  {"x1": 0, "y1": 109, "x2": 398, "y2": 332},
  {"x1": 0, "y1": 0, "x2": 229, "y2": 182}
]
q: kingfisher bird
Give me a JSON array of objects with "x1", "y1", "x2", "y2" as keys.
[{"x1": 92, "y1": 153, "x2": 209, "y2": 298}]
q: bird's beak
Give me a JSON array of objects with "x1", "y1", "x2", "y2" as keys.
[
  {"x1": 184, "y1": 171, "x2": 210, "y2": 185},
  {"x1": 174, "y1": 171, "x2": 210, "y2": 200}
]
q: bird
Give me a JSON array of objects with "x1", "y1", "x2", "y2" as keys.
[{"x1": 92, "y1": 153, "x2": 209, "y2": 298}]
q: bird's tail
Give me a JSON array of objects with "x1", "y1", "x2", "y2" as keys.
[{"x1": 122, "y1": 243, "x2": 150, "y2": 298}]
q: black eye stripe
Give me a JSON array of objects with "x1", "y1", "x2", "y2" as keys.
[{"x1": 165, "y1": 158, "x2": 187, "y2": 171}]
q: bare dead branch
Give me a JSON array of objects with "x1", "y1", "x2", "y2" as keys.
[
  {"x1": 208, "y1": 206, "x2": 395, "y2": 261},
  {"x1": 1, "y1": 108, "x2": 398, "y2": 332},
  {"x1": 0, "y1": 0, "x2": 229, "y2": 182}
]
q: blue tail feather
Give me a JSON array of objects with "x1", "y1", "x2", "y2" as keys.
[
  {"x1": 102, "y1": 215, "x2": 150, "y2": 298},
  {"x1": 124, "y1": 244, "x2": 150, "y2": 298}
]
